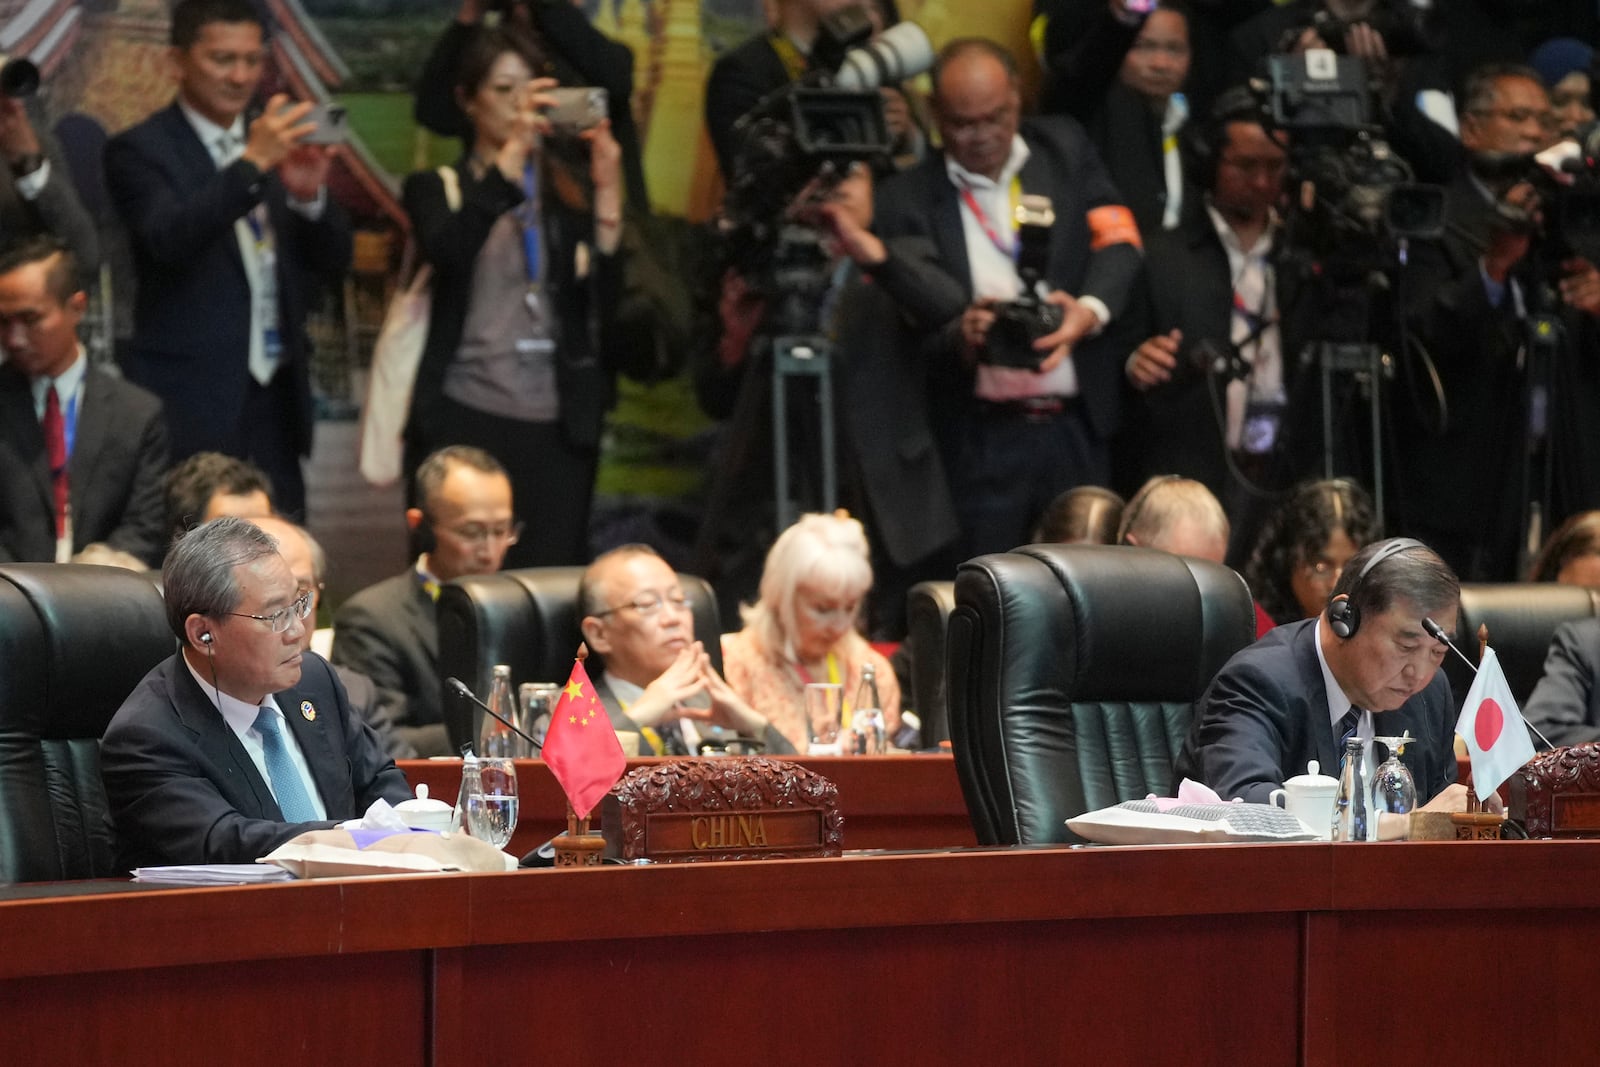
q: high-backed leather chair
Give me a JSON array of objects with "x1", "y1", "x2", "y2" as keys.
[
  {"x1": 0, "y1": 564, "x2": 172, "y2": 882},
  {"x1": 946, "y1": 545, "x2": 1255, "y2": 846},
  {"x1": 1448, "y1": 583, "x2": 1600, "y2": 709},
  {"x1": 905, "y1": 580, "x2": 956, "y2": 747},
  {"x1": 437, "y1": 567, "x2": 722, "y2": 753}
]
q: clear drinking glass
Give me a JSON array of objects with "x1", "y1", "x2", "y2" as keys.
[
  {"x1": 465, "y1": 757, "x2": 519, "y2": 849},
  {"x1": 1371, "y1": 733, "x2": 1418, "y2": 821},
  {"x1": 804, "y1": 683, "x2": 844, "y2": 754}
]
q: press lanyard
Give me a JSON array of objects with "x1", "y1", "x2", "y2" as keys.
[
  {"x1": 769, "y1": 33, "x2": 808, "y2": 82},
  {"x1": 959, "y1": 175, "x2": 1023, "y2": 260},
  {"x1": 792, "y1": 652, "x2": 841, "y2": 688},
  {"x1": 517, "y1": 162, "x2": 543, "y2": 285}
]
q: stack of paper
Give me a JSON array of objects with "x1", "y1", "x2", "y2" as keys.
[{"x1": 132, "y1": 864, "x2": 294, "y2": 885}]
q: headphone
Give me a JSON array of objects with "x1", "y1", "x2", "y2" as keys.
[
  {"x1": 1180, "y1": 86, "x2": 1268, "y2": 195},
  {"x1": 200, "y1": 631, "x2": 213, "y2": 646},
  {"x1": 1326, "y1": 537, "x2": 1425, "y2": 640}
]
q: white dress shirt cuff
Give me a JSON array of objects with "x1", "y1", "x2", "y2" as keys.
[
  {"x1": 1079, "y1": 295, "x2": 1111, "y2": 335},
  {"x1": 14, "y1": 157, "x2": 49, "y2": 201},
  {"x1": 288, "y1": 186, "x2": 327, "y2": 220}
]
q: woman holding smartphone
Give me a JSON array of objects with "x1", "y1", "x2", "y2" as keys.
[{"x1": 401, "y1": 26, "x2": 624, "y2": 567}]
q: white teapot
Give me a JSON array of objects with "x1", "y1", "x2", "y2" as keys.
[{"x1": 394, "y1": 783, "x2": 453, "y2": 833}]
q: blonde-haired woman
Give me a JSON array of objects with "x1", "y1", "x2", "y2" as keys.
[{"x1": 721, "y1": 513, "x2": 902, "y2": 753}]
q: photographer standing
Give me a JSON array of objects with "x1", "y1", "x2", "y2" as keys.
[
  {"x1": 0, "y1": 82, "x2": 98, "y2": 284},
  {"x1": 872, "y1": 39, "x2": 1143, "y2": 558},
  {"x1": 1395, "y1": 63, "x2": 1600, "y2": 582},
  {"x1": 402, "y1": 27, "x2": 624, "y2": 568}
]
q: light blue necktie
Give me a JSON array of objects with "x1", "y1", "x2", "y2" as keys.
[{"x1": 253, "y1": 706, "x2": 318, "y2": 822}]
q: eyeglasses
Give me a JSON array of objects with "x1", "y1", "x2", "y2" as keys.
[
  {"x1": 1472, "y1": 107, "x2": 1556, "y2": 129},
  {"x1": 592, "y1": 588, "x2": 690, "y2": 619},
  {"x1": 437, "y1": 520, "x2": 523, "y2": 546},
  {"x1": 227, "y1": 589, "x2": 313, "y2": 634}
]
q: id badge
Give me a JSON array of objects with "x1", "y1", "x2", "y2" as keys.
[{"x1": 1241, "y1": 399, "x2": 1284, "y2": 456}]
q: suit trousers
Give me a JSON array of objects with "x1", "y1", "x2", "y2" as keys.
[{"x1": 243, "y1": 373, "x2": 307, "y2": 520}]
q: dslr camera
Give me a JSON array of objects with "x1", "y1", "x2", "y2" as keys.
[
  {"x1": 981, "y1": 195, "x2": 1063, "y2": 370},
  {"x1": 1287, "y1": 0, "x2": 1440, "y2": 58}
]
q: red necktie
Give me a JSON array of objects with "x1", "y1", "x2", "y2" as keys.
[{"x1": 42, "y1": 385, "x2": 67, "y2": 538}]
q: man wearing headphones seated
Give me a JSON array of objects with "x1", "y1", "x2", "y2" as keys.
[
  {"x1": 1175, "y1": 537, "x2": 1485, "y2": 814},
  {"x1": 101, "y1": 517, "x2": 411, "y2": 867}
]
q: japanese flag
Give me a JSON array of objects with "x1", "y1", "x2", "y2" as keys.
[{"x1": 1455, "y1": 647, "x2": 1536, "y2": 801}]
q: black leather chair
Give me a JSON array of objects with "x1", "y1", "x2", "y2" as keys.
[
  {"x1": 946, "y1": 545, "x2": 1256, "y2": 846},
  {"x1": 1447, "y1": 583, "x2": 1600, "y2": 710},
  {"x1": 436, "y1": 567, "x2": 722, "y2": 753},
  {"x1": 905, "y1": 580, "x2": 956, "y2": 747},
  {"x1": 0, "y1": 564, "x2": 172, "y2": 883}
]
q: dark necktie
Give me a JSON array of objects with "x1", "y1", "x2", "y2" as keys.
[{"x1": 41, "y1": 385, "x2": 67, "y2": 538}]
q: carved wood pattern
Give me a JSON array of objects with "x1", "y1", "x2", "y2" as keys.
[
  {"x1": 607, "y1": 757, "x2": 844, "y2": 862},
  {"x1": 1512, "y1": 742, "x2": 1600, "y2": 838}
]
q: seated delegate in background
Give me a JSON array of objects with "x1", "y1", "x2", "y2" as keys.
[
  {"x1": 1243, "y1": 478, "x2": 1378, "y2": 627},
  {"x1": 1117, "y1": 475, "x2": 1229, "y2": 564},
  {"x1": 1175, "y1": 538, "x2": 1478, "y2": 814},
  {"x1": 1529, "y1": 510, "x2": 1600, "y2": 587},
  {"x1": 578, "y1": 544, "x2": 792, "y2": 755},
  {"x1": 1529, "y1": 37, "x2": 1595, "y2": 141},
  {"x1": 100, "y1": 518, "x2": 411, "y2": 868},
  {"x1": 1032, "y1": 485, "x2": 1124, "y2": 544},
  {"x1": 402, "y1": 27, "x2": 623, "y2": 569},
  {"x1": 1524, "y1": 617, "x2": 1600, "y2": 748},
  {"x1": 163, "y1": 451, "x2": 273, "y2": 553},
  {"x1": 721, "y1": 513, "x2": 902, "y2": 753}
]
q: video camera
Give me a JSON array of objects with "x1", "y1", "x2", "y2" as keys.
[
  {"x1": 718, "y1": 8, "x2": 932, "y2": 271},
  {"x1": 1279, "y1": 0, "x2": 1441, "y2": 59},
  {"x1": 1256, "y1": 51, "x2": 1443, "y2": 263},
  {"x1": 0, "y1": 55, "x2": 39, "y2": 98}
]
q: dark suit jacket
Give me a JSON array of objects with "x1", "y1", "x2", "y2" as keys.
[
  {"x1": 1174, "y1": 617, "x2": 1458, "y2": 804},
  {"x1": 0, "y1": 110, "x2": 100, "y2": 277},
  {"x1": 0, "y1": 363, "x2": 169, "y2": 565},
  {"x1": 704, "y1": 32, "x2": 797, "y2": 182},
  {"x1": 872, "y1": 116, "x2": 1144, "y2": 442},
  {"x1": 1118, "y1": 208, "x2": 1316, "y2": 498},
  {"x1": 104, "y1": 102, "x2": 352, "y2": 461},
  {"x1": 1524, "y1": 618, "x2": 1600, "y2": 749},
  {"x1": 330, "y1": 570, "x2": 452, "y2": 758},
  {"x1": 100, "y1": 652, "x2": 412, "y2": 867}
]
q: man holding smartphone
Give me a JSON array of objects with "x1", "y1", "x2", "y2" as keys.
[{"x1": 104, "y1": 0, "x2": 351, "y2": 520}]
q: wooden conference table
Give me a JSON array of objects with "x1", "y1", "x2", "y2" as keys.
[
  {"x1": 5, "y1": 839, "x2": 1600, "y2": 1066},
  {"x1": 399, "y1": 754, "x2": 979, "y2": 854}
]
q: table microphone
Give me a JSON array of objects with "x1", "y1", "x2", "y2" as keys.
[
  {"x1": 446, "y1": 677, "x2": 544, "y2": 755},
  {"x1": 1422, "y1": 618, "x2": 1555, "y2": 751}
]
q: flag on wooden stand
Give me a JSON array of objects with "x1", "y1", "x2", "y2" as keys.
[
  {"x1": 543, "y1": 647, "x2": 626, "y2": 818},
  {"x1": 1455, "y1": 647, "x2": 1536, "y2": 801}
]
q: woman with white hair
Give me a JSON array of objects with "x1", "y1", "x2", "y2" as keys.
[{"x1": 721, "y1": 512, "x2": 902, "y2": 753}]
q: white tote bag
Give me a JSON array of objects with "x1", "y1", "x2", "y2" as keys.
[{"x1": 358, "y1": 166, "x2": 459, "y2": 487}]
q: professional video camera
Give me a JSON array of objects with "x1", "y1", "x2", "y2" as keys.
[
  {"x1": 719, "y1": 9, "x2": 933, "y2": 271},
  {"x1": 1257, "y1": 51, "x2": 1443, "y2": 268},
  {"x1": 981, "y1": 196, "x2": 1064, "y2": 370},
  {"x1": 1278, "y1": 0, "x2": 1440, "y2": 59},
  {"x1": 1471, "y1": 128, "x2": 1600, "y2": 261},
  {"x1": 0, "y1": 55, "x2": 39, "y2": 98}
]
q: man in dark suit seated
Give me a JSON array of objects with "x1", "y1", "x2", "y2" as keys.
[
  {"x1": 872, "y1": 37, "x2": 1144, "y2": 558},
  {"x1": 103, "y1": 0, "x2": 352, "y2": 519},
  {"x1": 577, "y1": 544, "x2": 793, "y2": 756},
  {"x1": 1175, "y1": 537, "x2": 1488, "y2": 819},
  {"x1": 1523, "y1": 619, "x2": 1600, "y2": 749},
  {"x1": 331, "y1": 445, "x2": 516, "y2": 758},
  {"x1": 101, "y1": 518, "x2": 411, "y2": 868},
  {"x1": 0, "y1": 237, "x2": 168, "y2": 566}
]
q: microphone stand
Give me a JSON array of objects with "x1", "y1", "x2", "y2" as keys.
[{"x1": 446, "y1": 677, "x2": 544, "y2": 755}]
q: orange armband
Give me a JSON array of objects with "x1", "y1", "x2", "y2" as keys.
[{"x1": 1087, "y1": 205, "x2": 1142, "y2": 251}]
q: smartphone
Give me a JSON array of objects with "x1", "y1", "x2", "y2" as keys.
[
  {"x1": 544, "y1": 87, "x2": 608, "y2": 136},
  {"x1": 299, "y1": 103, "x2": 349, "y2": 145},
  {"x1": 1125, "y1": 0, "x2": 1157, "y2": 12}
]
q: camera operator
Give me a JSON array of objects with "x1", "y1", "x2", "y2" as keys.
[
  {"x1": 1119, "y1": 88, "x2": 1321, "y2": 559},
  {"x1": 872, "y1": 38, "x2": 1144, "y2": 559},
  {"x1": 0, "y1": 70, "x2": 98, "y2": 286},
  {"x1": 1395, "y1": 62, "x2": 1600, "y2": 581},
  {"x1": 413, "y1": 0, "x2": 648, "y2": 210},
  {"x1": 1036, "y1": 0, "x2": 1196, "y2": 238},
  {"x1": 705, "y1": 0, "x2": 925, "y2": 184}
]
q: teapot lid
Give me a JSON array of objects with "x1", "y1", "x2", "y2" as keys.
[
  {"x1": 395, "y1": 782, "x2": 451, "y2": 812},
  {"x1": 1283, "y1": 759, "x2": 1338, "y2": 787}
]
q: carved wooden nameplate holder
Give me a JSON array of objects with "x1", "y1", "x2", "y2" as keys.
[
  {"x1": 1510, "y1": 742, "x2": 1600, "y2": 838},
  {"x1": 601, "y1": 757, "x2": 843, "y2": 863}
]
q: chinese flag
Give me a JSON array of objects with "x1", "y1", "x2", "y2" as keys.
[{"x1": 543, "y1": 654, "x2": 626, "y2": 819}]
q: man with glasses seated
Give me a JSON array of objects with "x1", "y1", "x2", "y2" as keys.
[
  {"x1": 577, "y1": 544, "x2": 793, "y2": 756},
  {"x1": 101, "y1": 517, "x2": 411, "y2": 867},
  {"x1": 332, "y1": 445, "x2": 517, "y2": 756}
]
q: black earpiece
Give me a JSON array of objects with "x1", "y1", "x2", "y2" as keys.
[{"x1": 1326, "y1": 537, "x2": 1425, "y2": 639}]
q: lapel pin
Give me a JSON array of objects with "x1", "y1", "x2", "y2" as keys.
[{"x1": 300, "y1": 699, "x2": 316, "y2": 722}]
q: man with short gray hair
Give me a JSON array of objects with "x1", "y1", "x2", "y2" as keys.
[{"x1": 101, "y1": 517, "x2": 411, "y2": 867}]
